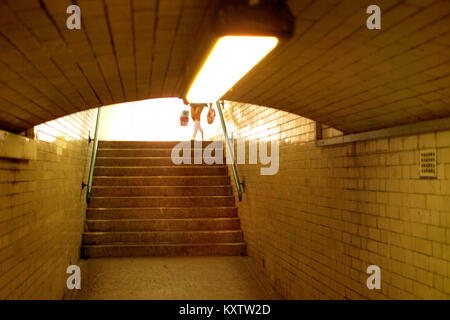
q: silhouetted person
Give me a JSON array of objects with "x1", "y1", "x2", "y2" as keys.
[{"x1": 190, "y1": 103, "x2": 210, "y2": 141}]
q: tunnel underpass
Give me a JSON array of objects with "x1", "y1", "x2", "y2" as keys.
[{"x1": 0, "y1": 0, "x2": 449, "y2": 301}]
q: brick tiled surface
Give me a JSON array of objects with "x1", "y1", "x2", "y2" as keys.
[
  {"x1": 0, "y1": 109, "x2": 96, "y2": 299},
  {"x1": 0, "y1": 0, "x2": 216, "y2": 133},
  {"x1": 226, "y1": 0, "x2": 450, "y2": 133},
  {"x1": 215, "y1": 101, "x2": 450, "y2": 299}
]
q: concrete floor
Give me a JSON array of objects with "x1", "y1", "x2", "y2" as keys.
[{"x1": 75, "y1": 257, "x2": 281, "y2": 300}]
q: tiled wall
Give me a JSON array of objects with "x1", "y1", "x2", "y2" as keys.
[
  {"x1": 0, "y1": 109, "x2": 97, "y2": 299},
  {"x1": 215, "y1": 101, "x2": 450, "y2": 299}
]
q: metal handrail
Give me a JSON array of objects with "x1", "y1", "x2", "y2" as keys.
[
  {"x1": 216, "y1": 101, "x2": 242, "y2": 202},
  {"x1": 86, "y1": 107, "x2": 102, "y2": 204}
]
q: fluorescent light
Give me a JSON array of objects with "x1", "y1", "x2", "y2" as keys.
[{"x1": 186, "y1": 36, "x2": 278, "y2": 103}]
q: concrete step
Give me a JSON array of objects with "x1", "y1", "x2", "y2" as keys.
[
  {"x1": 85, "y1": 218, "x2": 241, "y2": 232},
  {"x1": 93, "y1": 176, "x2": 230, "y2": 186},
  {"x1": 95, "y1": 157, "x2": 224, "y2": 167},
  {"x1": 99, "y1": 141, "x2": 219, "y2": 149},
  {"x1": 89, "y1": 196, "x2": 235, "y2": 208},
  {"x1": 82, "y1": 243, "x2": 246, "y2": 257},
  {"x1": 97, "y1": 148, "x2": 224, "y2": 158},
  {"x1": 83, "y1": 230, "x2": 244, "y2": 245},
  {"x1": 94, "y1": 166, "x2": 228, "y2": 176},
  {"x1": 91, "y1": 186, "x2": 233, "y2": 197},
  {"x1": 86, "y1": 207, "x2": 238, "y2": 220}
]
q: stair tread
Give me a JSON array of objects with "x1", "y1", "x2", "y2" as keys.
[
  {"x1": 88, "y1": 206, "x2": 237, "y2": 210},
  {"x1": 92, "y1": 185, "x2": 231, "y2": 188},
  {"x1": 94, "y1": 175, "x2": 229, "y2": 178},
  {"x1": 95, "y1": 166, "x2": 227, "y2": 168},
  {"x1": 97, "y1": 149, "x2": 223, "y2": 153},
  {"x1": 96, "y1": 156, "x2": 222, "y2": 159},
  {"x1": 97, "y1": 146, "x2": 224, "y2": 151},
  {"x1": 91, "y1": 186, "x2": 232, "y2": 194},
  {"x1": 83, "y1": 242, "x2": 245, "y2": 247},
  {"x1": 84, "y1": 229, "x2": 242, "y2": 234},
  {"x1": 98, "y1": 141, "x2": 218, "y2": 146},
  {"x1": 86, "y1": 217, "x2": 240, "y2": 222},
  {"x1": 90, "y1": 196, "x2": 235, "y2": 198},
  {"x1": 99, "y1": 141, "x2": 219, "y2": 144}
]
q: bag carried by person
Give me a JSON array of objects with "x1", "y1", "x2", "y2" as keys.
[
  {"x1": 180, "y1": 110, "x2": 189, "y2": 126},
  {"x1": 207, "y1": 103, "x2": 216, "y2": 124}
]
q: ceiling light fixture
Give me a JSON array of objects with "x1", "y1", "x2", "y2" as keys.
[
  {"x1": 184, "y1": 0, "x2": 294, "y2": 104},
  {"x1": 186, "y1": 36, "x2": 278, "y2": 103}
]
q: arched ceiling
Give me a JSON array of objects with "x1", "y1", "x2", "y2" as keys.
[
  {"x1": 0, "y1": 0, "x2": 449, "y2": 134},
  {"x1": 226, "y1": 0, "x2": 450, "y2": 133}
]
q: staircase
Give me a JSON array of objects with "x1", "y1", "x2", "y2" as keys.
[{"x1": 81, "y1": 141, "x2": 246, "y2": 258}]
